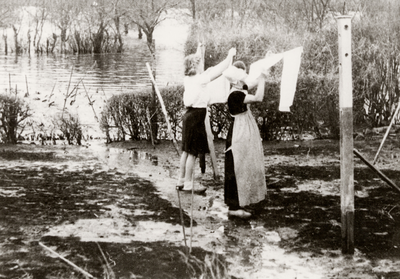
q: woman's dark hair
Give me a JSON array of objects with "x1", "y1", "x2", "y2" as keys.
[{"x1": 232, "y1": 61, "x2": 246, "y2": 72}]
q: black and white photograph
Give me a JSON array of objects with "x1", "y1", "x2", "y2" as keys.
[{"x1": 0, "y1": 0, "x2": 400, "y2": 278}]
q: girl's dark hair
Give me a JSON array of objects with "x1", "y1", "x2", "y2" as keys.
[{"x1": 232, "y1": 61, "x2": 247, "y2": 72}]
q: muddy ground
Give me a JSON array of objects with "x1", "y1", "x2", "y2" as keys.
[{"x1": 0, "y1": 136, "x2": 400, "y2": 279}]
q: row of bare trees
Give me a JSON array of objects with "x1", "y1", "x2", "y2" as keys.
[
  {"x1": 0, "y1": 0, "x2": 368, "y2": 56},
  {"x1": 0, "y1": 0, "x2": 183, "y2": 56}
]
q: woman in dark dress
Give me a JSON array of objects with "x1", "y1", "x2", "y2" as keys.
[{"x1": 225, "y1": 61, "x2": 267, "y2": 218}]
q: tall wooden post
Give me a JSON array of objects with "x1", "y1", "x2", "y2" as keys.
[
  {"x1": 338, "y1": 16, "x2": 354, "y2": 254},
  {"x1": 198, "y1": 42, "x2": 219, "y2": 179}
]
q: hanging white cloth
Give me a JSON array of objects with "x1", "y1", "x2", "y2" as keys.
[
  {"x1": 246, "y1": 47, "x2": 303, "y2": 111},
  {"x1": 205, "y1": 47, "x2": 303, "y2": 111},
  {"x1": 278, "y1": 47, "x2": 303, "y2": 112},
  {"x1": 245, "y1": 52, "x2": 284, "y2": 87},
  {"x1": 223, "y1": 47, "x2": 303, "y2": 112}
]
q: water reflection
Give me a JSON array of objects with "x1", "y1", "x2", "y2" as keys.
[
  {"x1": 130, "y1": 150, "x2": 158, "y2": 166},
  {"x1": 96, "y1": 146, "x2": 159, "y2": 172},
  {"x1": 0, "y1": 43, "x2": 183, "y2": 96}
]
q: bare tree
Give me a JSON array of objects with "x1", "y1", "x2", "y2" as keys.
[
  {"x1": 299, "y1": 0, "x2": 331, "y2": 31},
  {"x1": 48, "y1": 0, "x2": 79, "y2": 53},
  {"x1": 110, "y1": 0, "x2": 126, "y2": 53},
  {"x1": 86, "y1": 0, "x2": 111, "y2": 53},
  {"x1": 74, "y1": 0, "x2": 125, "y2": 54},
  {"x1": 0, "y1": 1, "x2": 33, "y2": 53},
  {"x1": 122, "y1": 0, "x2": 180, "y2": 57},
  {"x1": 189, "y1": 0, "x2": 196, "y2": 19},
  {"x1": 25, "y1": 4, "x2": 49, "y2": 53}
]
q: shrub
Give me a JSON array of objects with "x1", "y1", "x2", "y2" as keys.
[
  {"x1": 100, "y1": 85, "x2": 184, "y2": 141},
  {"x1": 55, "y1": 112, "x2": 83, "y2": 145},
  {"x1": 100, "y1": 92, "x2": 151, "y2": 142},
  {"x1": 352, "y1": 18, "x2": 400, "y2": 128},
  {"x1": 156, "y1": 85, "x2": 185, "y2": 140},
  {"x1": 0, "y1": 93, "x2": 31, "y2": 143}
]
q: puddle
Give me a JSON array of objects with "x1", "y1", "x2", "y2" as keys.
[
  {"x1": 91, "y1": 144, "x2": 160, "y2": 173},
  {"x1": 42, "y1": 202, "x2": 225, "y2": 250}
]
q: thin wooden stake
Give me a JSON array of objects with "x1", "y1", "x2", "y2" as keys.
[
  {"x1": 62, "y1": 61, "x2": 97, "y2": 120},
  {"x1": 39, "y1": 242, "x2": 94, "y2": 278},
  {"x1": 176, "y1": 187, "x2": 188, "y2": 253},
  {"x1": 354, "y1": 149, "x2": 400, "y2": 193},
  {"x1": 96, "y1": 242, "x2": 115, "y2": 278},
  {"x1": 189, "y1": 159, "x2": 195, "y2": 254},
  {"x1": 146, "y1": 62, "x2": 180, "y2": 156},
  {"x1": 82, "y1": 81, "x2": 98, "y2": 122},
  {"x1": 146, "y1": 107, "x2": 155, "y2": 147},
  {"x1": 25, "y1": 75, "x2": 29, "y2": 96},
  {"x1": 373, "y1": 99, "x2": 400, "y2": 164},
  {"x1": 62, "y1": 66, "x2": 74, "y2": 119},
  {"x1": 50, "y1": 81, "x2": 56, "y2": 97},
  {"x1": 199, "y1": 42, "x2": 219, "y2": 179}
]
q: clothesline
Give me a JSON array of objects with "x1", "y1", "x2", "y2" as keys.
[{"x1": 206, "y1": 46, "x2": 303, "y2": 112}]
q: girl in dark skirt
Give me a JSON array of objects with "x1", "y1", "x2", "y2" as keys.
[
  {"x1": 181, "y1": 107, "x2": 209, "y2": 155},
  {"x1": 177, "y1": 45, "x2": 236, "y2": 193}
]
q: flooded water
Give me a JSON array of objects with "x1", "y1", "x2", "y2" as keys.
[
  {"x1": 0, "y1": 40, "x2": 184, "y2": 96},
  {"x1": 0, "y1": 14, "x2": 189, "y2": 133}
]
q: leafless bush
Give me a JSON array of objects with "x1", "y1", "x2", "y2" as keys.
[
  {"x1": 54, "y1": 112, "x2": 83, "y2": 145},
  {"x1": 0, "y1": 92, "x2": 31, "y2": 143}
]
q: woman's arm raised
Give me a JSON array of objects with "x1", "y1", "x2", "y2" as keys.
[
  {"x1": 206, "y1": 48, "x2": 236, "y2": 81},
  {"x1": 244, "y1": 76, "x2": 266, "y2": 104}
]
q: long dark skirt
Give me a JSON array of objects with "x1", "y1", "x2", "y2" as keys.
[
  {"x1": 181, "y1": 107, "x2": 209, "y2": 157},
  {"x1": 224, "y1": 121, "x2": 240, "y2": 210}
]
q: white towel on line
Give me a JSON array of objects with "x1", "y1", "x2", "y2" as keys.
[{"x1": 206, "y1": 46, "x2": 303, "y2": 112}]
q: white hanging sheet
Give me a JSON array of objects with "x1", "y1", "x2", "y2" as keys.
[{"x1": 206, "y1": 47, "x2": 303, "y2": 111}]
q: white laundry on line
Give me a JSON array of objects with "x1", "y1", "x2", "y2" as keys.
[{"x1": 206, "y1": 46, "x2": 303, "y2": 112}]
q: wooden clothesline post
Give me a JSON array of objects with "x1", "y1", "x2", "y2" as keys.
[
  {"x1": 337, "y1": 15, "x2": 354, "y2": 255},
  {"x1": 146, "y1": 63, "x2": 181, "y2": 156},
  {"x1": 198, "y1": 42, "x2": 220, "y2": 179}
]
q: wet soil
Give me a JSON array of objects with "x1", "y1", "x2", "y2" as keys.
[{"x1": 0, "y1": 137, "x2": 400, "y2": 278}]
